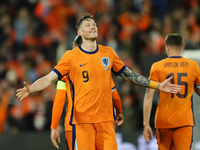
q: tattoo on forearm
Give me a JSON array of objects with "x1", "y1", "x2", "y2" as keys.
[{"x1": 120, "y1": 67, "x2": 150, "y2": 87}]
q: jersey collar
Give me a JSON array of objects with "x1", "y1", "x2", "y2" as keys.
[
  {"x1": 168, "y1": 56, "x2": 182, "y2": 58},
  {"x1": 78, "y1": 44, "x2": 98, "y2": 54}
]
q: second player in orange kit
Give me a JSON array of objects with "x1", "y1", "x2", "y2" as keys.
[{"x1": 143, "y1": 33, "x2": 200, "y2": 150}]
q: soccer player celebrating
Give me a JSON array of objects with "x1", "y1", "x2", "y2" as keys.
[
  {"x1": 17, "y1": 14, "x2": 182, "y2": 150},
  {"x1": 50, "y1": 35, "x2": 124, "y2": 150}
]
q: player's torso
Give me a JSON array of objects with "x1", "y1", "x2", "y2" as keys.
[
  {"x1": 69, "y1": 45, "x2": 112, "y2": 88},
  {"x1": 154, "y1": 57, "x2": 197, "y2": 128},
  {"x1": 68, "y1": 45, "x2": 114, "y2": 123}
]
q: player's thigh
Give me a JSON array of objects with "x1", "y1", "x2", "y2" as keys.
[
  {"x1": 66, "y1": 131, "x2": 73, "y2": 150},
  {"x1": 75, "y1": 123, "x2": 96, "y2": 150},
  {"x1": 156, "y1": 128, "x2": 174, "y2": 150},
  {"x1": 95, "y1": 121, "x2": 118, "y2": 150},
  {"x1": 173, "y1": 126, "x2": 193, "y2": 150}
]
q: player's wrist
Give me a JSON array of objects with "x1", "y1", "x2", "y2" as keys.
[
  {"x1": 50, "y1": 126, "x2": 57, "y2": 130},
  {"x1": 143, "y1": 123, "x2": 150, "y2": 126},
  {"x1": 149, "y1": 80, "x2": 159, "y2": 90},
  {"x1": 157, "y1": 83, "x2": 160, "y2": 90},
  {"x1": 116, "y1": 110, "x2": 123, "y2": 114}
]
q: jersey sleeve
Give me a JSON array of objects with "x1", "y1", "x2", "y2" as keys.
[
  {"x1": 111, "y1": 49, "x2": 126, "y2": 76},
  {"x1": 149, "y1": 63, "x2": 159, "y2": 82},
  {"x1": 111, "y1": 79, "x2": 123, "y2": 114},
  {"x1": 194, "y1": 62, "x2": 200, "y2": 88},
  {"x1": 50, "y1": 80, "x2": 67, "y2": 129},
  {"x1": 112, "y1": 89, "x2": 122, "y2": 114},
  {"x1": 53, "y1": 51, "x2": 71, "y2": 80}
]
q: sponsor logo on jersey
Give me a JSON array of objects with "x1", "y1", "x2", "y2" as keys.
[{"x1": 80, "y1": 63, "x2": 87, "y2": 67}]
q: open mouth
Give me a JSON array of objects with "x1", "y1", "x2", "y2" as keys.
[{"x1": 90, "y1": 30, "x2": 96, "y2": 33}]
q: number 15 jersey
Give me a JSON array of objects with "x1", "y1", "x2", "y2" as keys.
[
  {"x1": 149, "y1": 56, "x2": 200, "y2": 128},
  {"x1": 53, "y1": 44, "x2": 125, "y2": 125}
]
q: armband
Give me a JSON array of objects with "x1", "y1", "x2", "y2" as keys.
[
  {"x1": 149, "y1": 80, "x2": 159, "y2": 90},
  {"x1": 56, "y1": 81, "x2": 66, "y2": 90}
]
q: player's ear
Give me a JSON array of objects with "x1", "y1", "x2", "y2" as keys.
[
  {"x1": 77, "y1": 30, "x2": 83, "y2": 36},
  {"x1": 165, "y1": 45, "x2": 169, "y2": 51},
  {"x1": 181, "y1": 45, "x2": 185, "y2": 51},
  {"x1": 166, "y1": 45, "x2": 171, "y2": 51}
]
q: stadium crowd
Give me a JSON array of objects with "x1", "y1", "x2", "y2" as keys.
[{"x1": 0, "y1": 0, "x2": 200, "y2": 134}]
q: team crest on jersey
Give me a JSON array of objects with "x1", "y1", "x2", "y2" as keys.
[{"x1": 101, "y1": 57, "x2": 110, "y2": 67}]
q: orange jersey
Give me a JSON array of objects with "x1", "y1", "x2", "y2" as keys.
[
  {"x1": 111, "y1": 79, "x2": 123, "y2": 114},
  {"x1": 53, "y1": 44, "x2": 125, "y2": 124},
  {"x1": 51, "y1": 74, "x2": 122, "y2": 131},
  {"x1": 149, "y1": 56, "x2": 200, "y2": 128}
]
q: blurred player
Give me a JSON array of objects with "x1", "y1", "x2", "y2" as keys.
[
  {"x1": 143, "y1": 33, "x2": 200, "y2": 150},
  {"x1": 50, "y1": 35, "x2": 124, "y2": 149},
  {"x1": 17, "y1": 13, "x2": 182, "y2": 150}
]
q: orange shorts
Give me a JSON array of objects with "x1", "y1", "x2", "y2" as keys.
[
  {"x1": 66, "y1": 131, "x2": 74, "y2": 150},
  {"x1": 73, "y1": 121, "x2": 118, "y2": 150},
  {"x1": 156, "y1": 126, "x2": 193, "y2": 150}
]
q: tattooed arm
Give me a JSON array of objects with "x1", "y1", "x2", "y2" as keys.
[
  {"x1": 120, "y1": 67, "x2": 155, "y2": 88},
  {"x1": 119, "y1": 67, "x2": 182, "y2": 93}
]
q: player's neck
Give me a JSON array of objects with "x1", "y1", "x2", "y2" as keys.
[
  {"x1": 168, "y1": 52, "x2": 182, "y2": 57},
  {"x1": 167, "y1": 48, "x2": 183, "y2": 57},
  {"x1": 81, "y1": 40, "x2": 97, "y2": 52}
]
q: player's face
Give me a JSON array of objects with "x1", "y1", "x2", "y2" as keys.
[{"x1": 78, "y1": 18, "x2": 98, "y2": 40}]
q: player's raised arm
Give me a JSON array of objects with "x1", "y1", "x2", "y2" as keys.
[
  {"x1": 119, "y1": 67, "x2": 182, "y2": 93},
  {"x1": 16, "y1": 71, "x2": 58, "y2": 100}
]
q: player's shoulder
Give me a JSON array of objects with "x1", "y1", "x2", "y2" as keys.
[
  {"x1": 182, "y1": 57, "x2": 197, "y2": 62},
  {"x1": 63, "y1": 47, "x2": 79, "y2": 56},
  {"x1": 63, "y1": 49, "x2": 72, "y2": 55},
  {"x1": 150, "y1": 58, "x2": 169, "y2": 71},
  {"x1": 69, "y1": 47, "x2": 80, "y2": 53},
  {"x1": 98, "y1": 44, "x2": 114, "y2": 51},
  {"x1": 181, "y1": 57, "x2": 199, "y2": 66},
  {"x1": 152, "y1": 58, "x2": 168, "y2": 66}
]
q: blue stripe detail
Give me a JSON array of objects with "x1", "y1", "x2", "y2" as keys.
[
  {"x1": 195, "y1": 84, "x2": 200, "y2": 88},
  {"x1": 112, "y1": 98, "x2": 116, "y2": 120},
  {"x1": 111, "y1": 86, "x2": 116, "y2": 92},
  {"x1": 72, "y1": 125, "x2": 76, "y2": 150},
  {"x1": 190, "y1": 127, "x2": 193, "y2": 150},
  {"x1": 168, "y1": 56, "x2": 182, "y2": 58},
  {"x1": 61, "y1": 73, "x2": 69, "y2": 81},
  {"x1": 78, "y1": 44, "x2": 98, "y2": 54},
  {"x1": 53, "y1": 68, "x2": 63, "y2": 80},
  {"x1": 191, "y1": 95, "x2": 195, "y2": 126},
  {"x1": 112, "y1": 65, "x2": 126, "y2": 76},
  {"x1": 69, "y1": 78, "x2": 75, "y2": 125}
]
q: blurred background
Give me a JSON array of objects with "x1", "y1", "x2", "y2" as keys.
[{"x1": 0, "y1": 0, "x2": 200, "y2": 149}]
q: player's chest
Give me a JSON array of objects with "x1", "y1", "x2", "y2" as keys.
[{"x1": 70, "y1": 54, "x2": 112, "y2": 76}]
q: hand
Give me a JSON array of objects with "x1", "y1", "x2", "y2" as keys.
[
  {"x1": 16, "y1": 82, "x2": 30, "y2": 100},
  {"x1": 51, "y1": 129, "x2": 61, "y2": 149},
  {"x1": 143, "y1": 125, "x2": 153, "y2": 143},
  {"x1": 158, "y1": 76, "x2": 182, "y2": 93},
  {"x1": 115, "y1": 113, "x2": 124, "y2": 126}
]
